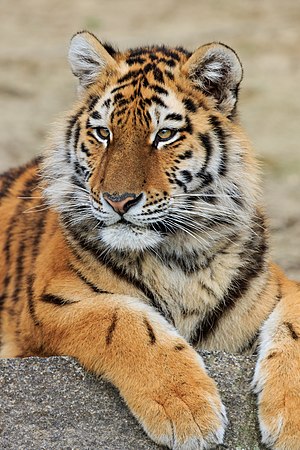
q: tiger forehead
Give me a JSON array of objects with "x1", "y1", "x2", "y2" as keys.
[
  {"x1": 108, "y1": 48, "x2": 196, "y2": 117},
  {"x1": 113, "y1": 45, "x2": 191, "y2": 87},
  {"x1": 123, "y1": 45, "x2": 191, "y2": 67}
]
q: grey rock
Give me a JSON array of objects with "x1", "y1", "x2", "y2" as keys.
[{"x1": 0, "y1": 352, "x2": 265, "y2": 450}]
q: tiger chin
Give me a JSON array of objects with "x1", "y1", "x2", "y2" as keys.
[{"x1": 0, "y1": 31, "x2": 299, "y2": 450}]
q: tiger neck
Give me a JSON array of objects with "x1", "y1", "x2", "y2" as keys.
[{"x1": 65, "y1": 207, "x2": 268, "y2": 301}]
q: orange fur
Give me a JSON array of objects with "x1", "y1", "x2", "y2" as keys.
[{"x1": 0, "y1": 32, "x2": 299, "y2": 449}]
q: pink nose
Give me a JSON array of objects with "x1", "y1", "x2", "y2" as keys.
[{"x1": 103, "y1": 193, "x2": 140, "y2": 214}]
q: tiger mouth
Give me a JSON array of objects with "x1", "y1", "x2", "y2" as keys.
[
  {"x1": 116, "y1": 217, "x2": 177, "y2": 235},
  {"x1": 107, "y1": 219, "x2": 147, "y2": 234}
]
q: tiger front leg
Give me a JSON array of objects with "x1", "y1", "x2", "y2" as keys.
[
  {"x1": 253, "y1": 281, "x2": 300, "y2": 449},
  {"x1": 36, "y1": 294, "x2": 227, "y2": 449}
]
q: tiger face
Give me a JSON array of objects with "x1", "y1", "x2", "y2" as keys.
[{"x1": 44, "y1": 32, "x2": 258, "y2": 252}]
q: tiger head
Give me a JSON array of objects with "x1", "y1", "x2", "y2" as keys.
[{"x1": 44, "y1": 31, "x2": 259, "y2": 253}]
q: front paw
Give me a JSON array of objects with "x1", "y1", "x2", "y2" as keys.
[
  {"x1": 253, "y1": 356, "x2": 300, "y2": 449},
  {"x1": 126, "y1": 351, "x2": 227, "y2": 449}
]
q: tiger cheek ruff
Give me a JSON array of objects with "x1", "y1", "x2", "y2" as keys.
[{"x1": 0, "y1": 31, "x2": 300, "y2": 449}]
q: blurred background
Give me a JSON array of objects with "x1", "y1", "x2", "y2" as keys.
[{"x1": 0, "y1": 0, "x2": 299, "y2": 279}]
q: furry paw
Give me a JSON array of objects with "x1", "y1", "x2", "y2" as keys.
[
  {"x1": 125, "y1": 351, "x2": 227, "y2": 449},
  {"x1": 253, "y1": 353, "x2": 300, "y2": 449}
]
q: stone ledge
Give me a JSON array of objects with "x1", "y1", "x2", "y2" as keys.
[{"x1": 0, "y1": 352, "x2": 264, "y2": 449}]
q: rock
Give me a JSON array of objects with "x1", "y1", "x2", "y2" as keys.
[{"x1": 0, "y1": 352, "x2": 265, "y2": 449}]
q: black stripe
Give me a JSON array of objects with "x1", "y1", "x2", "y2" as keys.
[
  {"x1": 118, "y1": 69, "x2": 143, "y2": 83},
  {"x1": 66, "y1": 108, "x2": 85, "y2": 143},
  {"x1": 65, "y1": 108, "x2": 85, "y2": 163},
  {"x1": 149, "y1": 85, "x2": 168, "y2": 95},
  {"x1": 1, "y1": 175, "x2": 38, "y2": 310},
  {"x1": 180, "y1": 170, "x2": 193, "y2": 183},
  {"x1": 31, "y1": 209, "x2": 47, "y2": 261},
  {"x1": 69, "y1": 264, "x2": 113, "y2": 295},
  {"x1": 183, "y1": 98, "x2": 197, "y2": 113},
  {"x1": 80, "y1": 143, "x2": 91, "y2": 157},
  {"x1": 102, "y1": 42, "x2": 117, "y2": 57},
  {"x1": 110, "y1": 82, "x2": 133, "y2": 94},
  {"x1": 90, "y1": 110, "x2": 101, "y2": 120},
  {"x1": 114, "y1": 92, "x2": 124, "y2": 102},
  {"x1": 143, "y1": 318, "x2": 156, "y2": 344},
  {"x1": 96, "y1": 247, "x2": 171, "y2": 322},
  {"x1": 150, "y1": 95, "x2": 166, "y2": 108},
  {"x1": 0, "y1": 166, "x2": 27, "y2": 204},
  {"x1": 165, "y1": 70, "x2": 174, "y2": 81},
  {"x1": 114, "y1": 107, "x2": 128, "y2": 117},
  {"x1": 106, "y1": 312, "x2": 118, "y2": 345},
  {"x1": 195, "y1": 171, "x2": 213, "y2": 187},
  {"x1": 26, "y1": 206, "x2": 48, "y2": 326},
  {"x1": 201, "y1": 189, "x2": 217, "y2": 204},
  {"x1": 179, "y1": 116, "x2": 193, "y2": 134},
  {"x1": 198, "y1": 133, "x2": 213, "y2": 171},
  {"x1": 284, "y1": 322, "x2": 299, "y2": 340},
  {"x1": 73, "y1": 122, "x2": 81, "y2": 150},
  {"x1": 27, "y1": 274, "x2": 40, "y2": 326},
  {"x1": 191, "y1": 214, "x2": 268, "y2": 345},
  {"x1": 0, "y1": 156, "x2": 42, "y2": 205},
  {"x1": 11, "y1": 241, "x2": 26, "y2": 303},
  {"x1": 239, "y1": 330, "x2": 259, "y2": 354},
  {"x1": 157, "y1": 57, "x2": 177, "y2": 67},
  {"x1": 178, "y1": 150, "x2": 193, "y2": 160},
  {"x1": 63, "y1": 226, "x2": 174, "y2": 324},
  {"x1": 209, "y1": 116, "x2": 228, "y2": 176},
  {"x1": 41, "y1": 294, "x2": 77, "y2": 306},
  {"x1": 153, "y1": 248, "x2": 201, "y2": 276},
  {"x1": 103, "y1": 99, "x2": 111, "y2": 109},
  {"x1": 0, "y1": 164, "x2": 43, "y2": 346},
  {"x1": 88, "y1": 96, "x2": 99, "y2": 111},
  {"x1": 174, "y1": 344, "x2": 186, "y2": 351},
  {"x1": 165, "y1": 113, "x2": 183, "y2": 122},
  {"x1": 153, "y1": 67, "x2": 164, "y2": 83},
  {"x1": 126, "y1": 56, "x2": 146, "y2": 65}
]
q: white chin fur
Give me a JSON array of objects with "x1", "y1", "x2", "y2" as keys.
[{"x1": 99, "y1": 223, "x2": 163, "y2": 251}]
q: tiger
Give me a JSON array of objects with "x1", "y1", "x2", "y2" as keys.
[{"x1": 0, "y1": 30, "x2": 299, "y2": 450}]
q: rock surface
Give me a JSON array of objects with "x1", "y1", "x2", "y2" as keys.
[{"x1": 0, "y1": 352, "x2": 265, "y2": 449}]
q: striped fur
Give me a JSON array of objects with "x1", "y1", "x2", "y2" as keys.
[{"x1": 0, "y1": 32, "x2": 299, "y2": 449}]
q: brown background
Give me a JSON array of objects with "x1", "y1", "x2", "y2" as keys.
[{"x1": 0, "y1": 0, "x2": 299, "y2": 279}]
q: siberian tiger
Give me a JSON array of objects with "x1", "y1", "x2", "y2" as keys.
[{"x1": 0, "y1": 31, "x2": 299, "y2": 450}]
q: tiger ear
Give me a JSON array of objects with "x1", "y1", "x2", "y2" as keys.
[
  {"x1": 182, "y1": 42, "x2": 243, "y2": 117},
  {"x1": 68, "y1": 31, "x2": 118, "y2": 89}
]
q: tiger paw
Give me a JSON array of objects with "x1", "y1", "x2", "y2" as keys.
[
  {"x1": 253, "y1": 357, "x2": 300, "y2": 449},
  {"x1": 256, "y1": 389, "x2": 300, "y2": 449},
  {"x1": 124, "y1": 352, "x2": 227, "y2": 449}
]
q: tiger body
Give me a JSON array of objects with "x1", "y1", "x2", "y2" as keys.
[{"x1": 0, "y1": 32, "x2": 299, "y2": 449}]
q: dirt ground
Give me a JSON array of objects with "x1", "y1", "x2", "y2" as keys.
[{"x1": 0, "y1": 0, "x2": 299, "y2": 279}]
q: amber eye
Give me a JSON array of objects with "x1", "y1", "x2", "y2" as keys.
[
  {"x1": 95, "y1": 127, "x2": 110, "y2": 141},
  {"x1": 156, "y1": 128, "x2": 177, "y2": 142}
]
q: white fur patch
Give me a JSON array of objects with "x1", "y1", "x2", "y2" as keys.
[
  {"x1": 252, "y1": 306, "x2": 284, "y2": 447},
  {"x1": 252, "y1": 306, "x2": 282, "y2": 394},
  {"x1": 99, "y1": 223, "x2": 163, "y2": 251},
  {"x1": 68, "y1": 34, "x2": 106, "y2": 87}
]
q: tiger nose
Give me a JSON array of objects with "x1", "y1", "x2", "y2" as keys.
[{"x1": 103, "y1": 192, "x2": 142, "y2": 214}]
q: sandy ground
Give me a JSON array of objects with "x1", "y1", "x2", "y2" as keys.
[{"x1": 0, "y1": 0, "x2": 299, "y2": 279}]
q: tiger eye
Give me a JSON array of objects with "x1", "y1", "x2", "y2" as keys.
[
  {"x1": 95, "y1": 127, "x2": 110, "y2": 140},
  {"x1": 157, "y1": 129, "x2": 174, "y2": 141}
]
